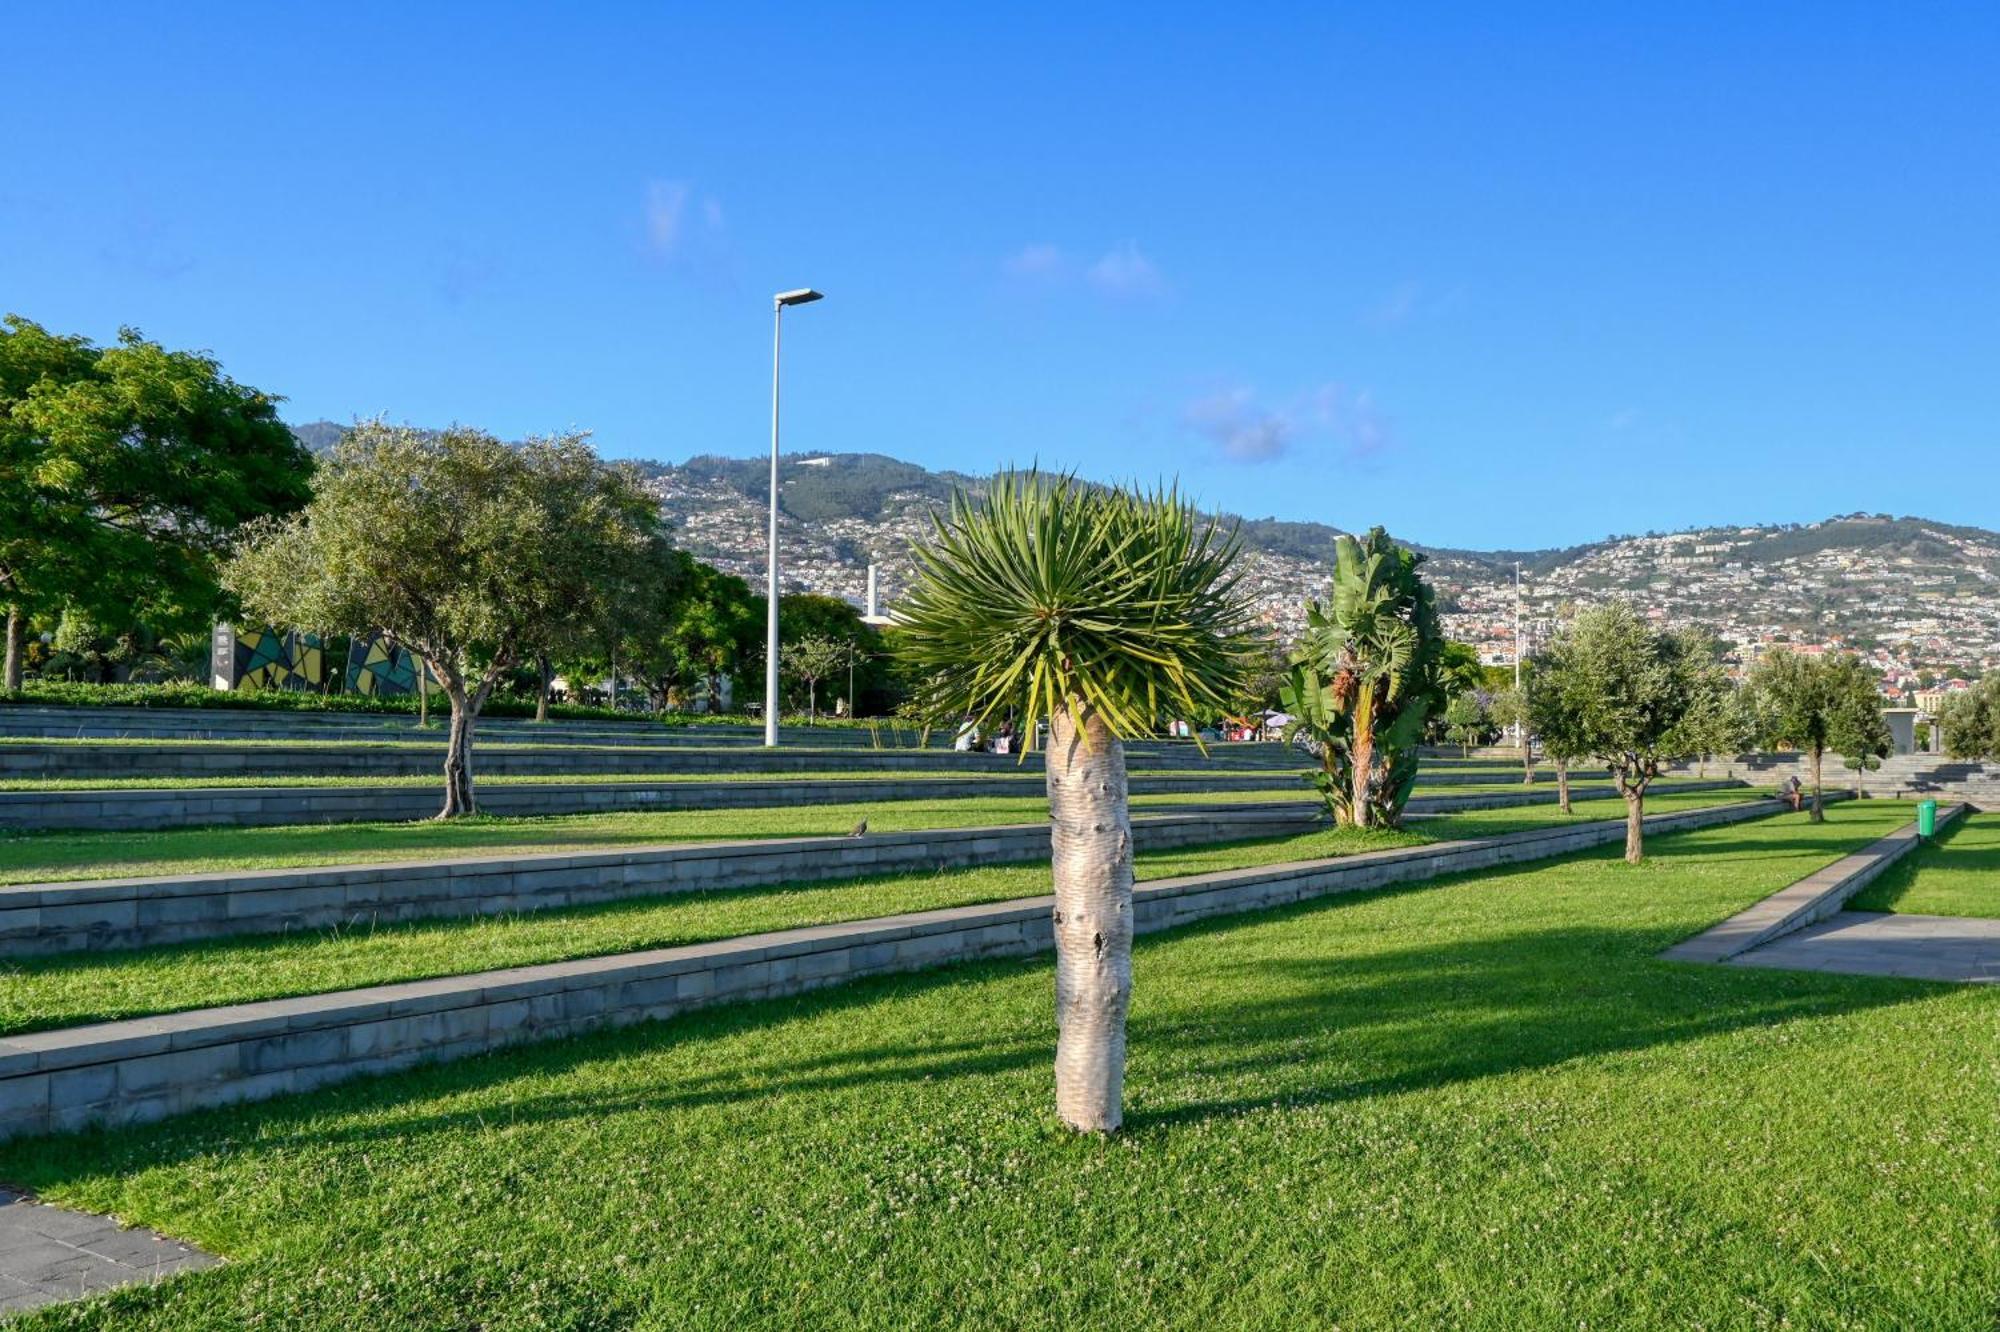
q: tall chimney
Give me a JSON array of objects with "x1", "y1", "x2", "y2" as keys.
[{"x1": 866, "y1": 564, "x2": 879, "y2": 619}]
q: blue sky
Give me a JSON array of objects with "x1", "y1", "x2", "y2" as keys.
[{"x1": 6, "y1": 4, "x2": 1998, "y2": 548}]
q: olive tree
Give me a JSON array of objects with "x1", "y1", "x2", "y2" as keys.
[
  {"x1": 1488, "y1": 686, "x2": 1535, "y2": 784},
  {"x1": 895, "y1": 472, "x2": 1251, "y2": 1133},
  {"x1": 1747, "y1": 649, "x2": 1887, "y2": 821},
  {"x1": 225, "y1": 423, "x2": 661, "y2": 817},
  {"x1": 1529, "y1": 602, "x2": 1732, "y2": 862}
]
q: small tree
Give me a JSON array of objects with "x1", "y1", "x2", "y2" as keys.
[
  {"x1": 1443, "y1": 691, "x2": 1487, "y2": 756},
  {"x1": 895, "y1": 472, "x2": 1250, "y2": 1133},
  {"x1": 1488, "y1": 686, "x2": 1535, "y2": 784},
  {"x1": 1530, "y1": 602, "x2": 1731, "y2": 862},
  {"x1": 781, "y1": 633, "x2": 850, "y2": 723},
  {"x1": 1523, "y1": 666, "x2": 1589, "y2": 814},
  {"x1": 1748, "y1": 650, "x2": 1886, "y2": 822},
  {"x1": 225, "y1": 424, "x2": 661, "y2": 817}
]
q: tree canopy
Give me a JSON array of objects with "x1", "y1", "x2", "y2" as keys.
[
  {"x1": 0, "y1": 315, "x2": 311, "y2": 687},
  {"x1": 1747, "y1": 649, "x2": 1888, "y2": 820},
  {"x1": 1527, "y1": 601, "x2": 1732, "y2": 861},
  {"x1": 223, "y1": 422, "x2": 663, "y2": 815}
]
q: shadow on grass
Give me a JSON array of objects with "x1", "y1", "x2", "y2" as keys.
[{"x1": 0, "y1": 820, "x2": 1931, "y2": 1192}]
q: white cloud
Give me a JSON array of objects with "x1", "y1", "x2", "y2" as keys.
[
  {"x1": 1086, "y1": 240, "x2": 1166, "y2": 299},
  {"x1": 1185, "y1": 382, "x2": 1396, "y2": 465},
  {"x1": 1185, "y1": 388, "x2": 1292, "y2": 463},
  {"x1": 1003, "y1": 242, "x2": 1066, "y2": 278},
  {"x1": 643, "y1": 179, "x2": 726, "y2": 260},
  {"x1": 1002, "y1": 239, "x2": 1167, "y2": 300}
]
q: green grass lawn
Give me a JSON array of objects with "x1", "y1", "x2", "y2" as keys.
[
  {"x1": 0, "y1": 792, "x2": 1762, "y2": 1038},
  {"x1": 0, "y1": 767, "x2": 1309, "y2": 792},
  {"x1": 3, "y1": 799, "x2": 1987, "y2": 1330},
  {"x1": 0, "y1": 783, "x2": 1742, "y2": 886},
  {"x1": 1848, "y1": 811, "x2": 2000, "y2": 918}
]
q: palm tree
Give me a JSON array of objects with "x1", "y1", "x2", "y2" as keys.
[{"x1": 895, "y1": 472, "x2": 1251, "y2": 1133}]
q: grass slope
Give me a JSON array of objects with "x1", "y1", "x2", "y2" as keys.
[
  {"x1": 3, "y1": 801, "x2": 1989, "y2": 1329},
  {"x1": 0, "y1": 784, "x2": 1736, "y2": 885},
  {"x1": 0, "y1": 793, "x2": 1753, "y2": 1037},
  {"x1": 1849, "y1": 812, "x2": 2000, "y2": 918}
]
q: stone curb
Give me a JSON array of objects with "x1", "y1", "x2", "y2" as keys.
[
  {"x1": 0, "y1": 794, "x2": 1782, "y2": 1143},
  {"x1": 0, "y1": 806, "x2": 1324, "y2": 957},
  {"x1": 1659, "y1": 802, "x2": 1964, "y2": 963}
]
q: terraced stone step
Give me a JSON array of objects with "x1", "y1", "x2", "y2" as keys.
[
  {"x1": 0, "y1": 793, "x2": 1787, "y2": 1143},
  {"x1": 0, "y1": 805, "x2": 1327, "y2": 957}
]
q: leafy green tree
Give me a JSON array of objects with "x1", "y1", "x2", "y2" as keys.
[
  {"x1": 782, "y1": 634, "x2": 850, "y2": 722},
  {"x1": 1529, "y1": 602, "x2": 1731, "y2": 862},
  {"x1": 1488, "y1": 686, "x2": 1535, "y2": 784},
  {"x1": 0, "y1": 315, "x2": 311, "y2": 689},
  {"x1": 1748, "y1": 650, "x2": 1887, "y2": 821},
  {"x1": 1443, "y1": 690, "x2": 1487, "y2": 756},
  {"x1": 1523, "y1": 664, "x2": 1590, "y2": 813},
  {"x1": 224, "y1": 424, "x2": 661, "y2": 817},
  {"x1": 1937, "y1": 679, "x2": 2000, "y2": 760},
  {"x1": 895, "y1": 472, "x2": 1251, "y2": 1133},
  {"x1": 1280, "y1": 528, "x2": 1448, "y2": 828}
]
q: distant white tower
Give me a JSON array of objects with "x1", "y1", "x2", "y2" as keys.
[{"x1": 862, "y1": 562, "x2": 893, "y2": 627}]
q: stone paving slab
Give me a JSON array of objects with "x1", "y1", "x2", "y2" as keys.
[
  {"x1": 1731, "y1": 911, "x2": 2000, "y2": 983},
  {"x1": 1660, "y1": 801, "x2": 1953, "y2": 963},
  {"x1": 0, "y1": 1186, "x2": 215, "y2": 1317}
]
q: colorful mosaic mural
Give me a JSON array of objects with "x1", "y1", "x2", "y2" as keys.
[
  {"x1": 211, "y1": 624, "x2": 326, "y2": 692},
  {"x1": 345, "y1": 633, "x2": 421, "y2": 697}
]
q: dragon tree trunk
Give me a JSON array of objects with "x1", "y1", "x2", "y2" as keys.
[{"x1": 1045, "y1": 703, "x2": 1133, "y2": 1133}]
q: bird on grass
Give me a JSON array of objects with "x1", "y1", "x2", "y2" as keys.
[{"x1": 849, "y1": 819, "x2": 869, "y2": 838}]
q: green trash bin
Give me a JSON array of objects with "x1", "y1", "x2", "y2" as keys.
[{"x1": 1917, "y1": 799, "x2": 1938, "y2": 838}]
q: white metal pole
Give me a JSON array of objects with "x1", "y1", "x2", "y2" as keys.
[
  {"x1": 1513, "y1": 564, "x2": 1523, "y2": 747},
  {"x1": 765, "y1": 302, "x2": 784, "y2": 747}
]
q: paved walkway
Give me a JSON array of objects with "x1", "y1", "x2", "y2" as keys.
[
  {"x1": 1732, "y1": 911, "x2": 2000, "y2": 984},
  {"x1": 0, "y1": 1187, "x2": 215, "y2": 1317}
]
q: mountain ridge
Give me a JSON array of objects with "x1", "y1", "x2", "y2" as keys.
[{"x1": 286, "y1": 422, "x2": 2000, "y2": 684}]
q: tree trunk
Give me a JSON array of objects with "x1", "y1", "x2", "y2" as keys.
[
  {"x1": 808, "y1": 680, "x2": 817, "y2": 724},
  {"x1": 1556, "y1": 760, "x2": 1571, "y2": 814},
  {"x1": 1522, "y1": 738, "x2": 1534, "y2": 785},
  {"x1": 438, "y1": 686, "x2": 479, "y2": 818},
  {"x1": 1622, "y1": 781, "x2": 1646, "y2": 864},
  {"x1": 3, "y1": 606, "x2": 22, "y2": 692},
  {"x1": 1809, "y1": 746, "x2": 1825, "y2": 823},
  {"x1": 417, "y1": 658, "x2": 429, "y2": 727},
  {"x1": 535, "y1": 654, "x2": 552, "y2": 723},
  {"x1": 1045, "y1": 704, "x2": 1133, "y2": 1134},
  {"x1": 1350, "y1": 688, "x2": 1378, "y2": 830},
  {"x1": 706, "y1": 668, "x2": 722, "y2": 714}
]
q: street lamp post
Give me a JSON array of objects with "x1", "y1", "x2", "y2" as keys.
[{"x1": 765, "y1": 288, "x2": 824, "y2": 748}]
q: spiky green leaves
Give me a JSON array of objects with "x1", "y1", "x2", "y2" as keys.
[{"x1": 893, "y1": 472, "x2": 1253, "y2": 748}]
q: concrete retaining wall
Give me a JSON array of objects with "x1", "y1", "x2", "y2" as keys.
[
  {"x1": 0, "y1": 794, "x2": 1787, "y2": 1142},
  {"x1": 0, "y1": 806, "x2": 1326, "y2": 958},
  {"x1": 0, "y1": 772, "x2": 1299, "y2": 832}
]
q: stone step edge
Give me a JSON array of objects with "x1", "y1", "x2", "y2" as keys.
[
  {"x1": 0, "y1": 782, "x2": 1746, "y2": 907},
  {"x1": 0, "y1": 794, "x2": 1782, "y2": 1083},
  {"x1": 1659, "y1": 802, "x2": 1963, "y2": 963},
  {"x1": 0, "y1": 806, "x2": 1325, "y2": 906}
]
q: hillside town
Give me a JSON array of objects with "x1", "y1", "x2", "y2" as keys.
[{"x1": 646, "y1": 458, "x2": 2000, "y2": 702}]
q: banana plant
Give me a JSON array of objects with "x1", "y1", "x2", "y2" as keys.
[{"x1": 1281, "y1": 527, "x2": 1446, "y2": 828}]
